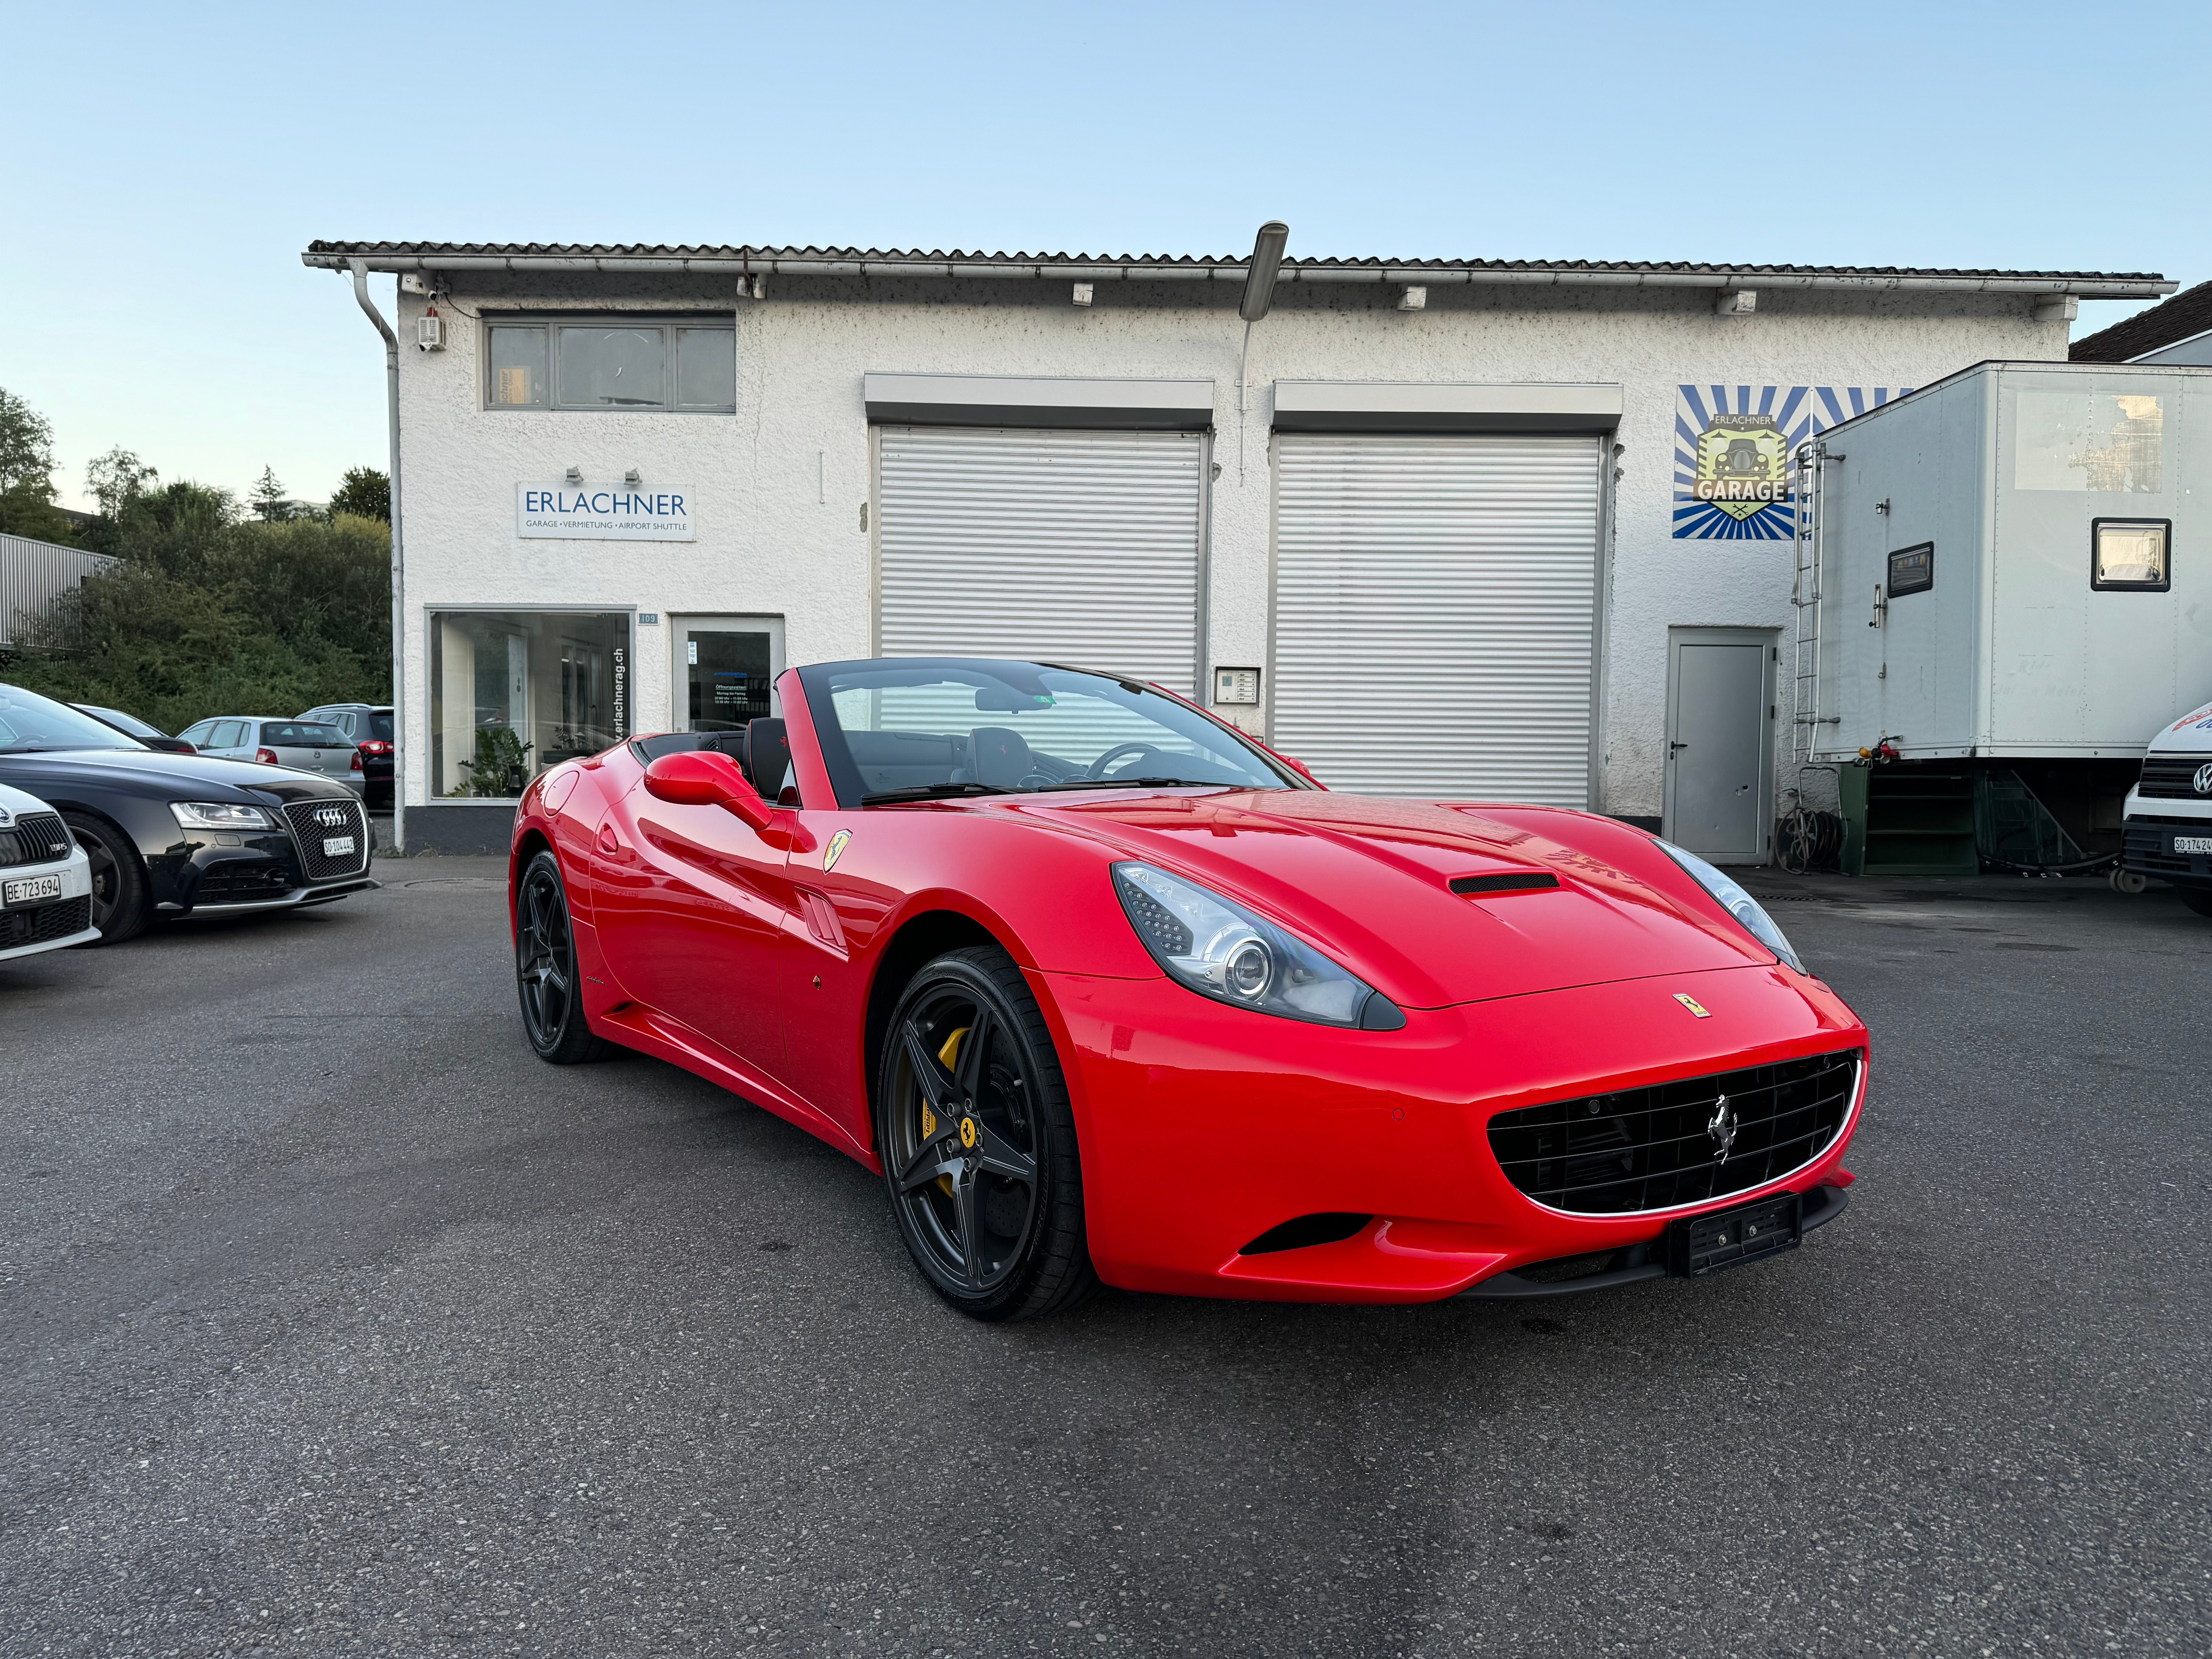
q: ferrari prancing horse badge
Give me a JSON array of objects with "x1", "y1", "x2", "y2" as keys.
[{"x1": 823, "y1": 829, "x2": 852, "y2": 872}]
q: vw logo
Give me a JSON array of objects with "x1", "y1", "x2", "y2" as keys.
[
  {"x1": 1706, "y1": 1092, "x2": 1738, "y2": 1164},
  {"x1": 2194, "y1": 762, "x2": 2212, "y2": 797},
  {"x1": 315, "y1": 807, "x2": 345, "y2": 828}
]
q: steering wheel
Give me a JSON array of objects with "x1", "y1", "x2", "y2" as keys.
[{"x1": 1085, "y1": 741, "x2": 1172, "y2": 781}]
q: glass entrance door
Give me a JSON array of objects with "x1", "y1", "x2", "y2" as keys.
[{"x1": 672, "y1": 616, "x2": 785, "y2": 735}]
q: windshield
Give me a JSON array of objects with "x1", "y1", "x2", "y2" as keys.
[
  {"x1": 263, "y1": 723, "x2": 350, "y2": 747},
  {"x1": 798, "y1": 659, "x2": 1300, "y2": 807},
  {"x1": 0, "y1": 684, "x2": 147, "y2": 753},
  {"x1": 78, "y1": 704, "x2": 165, "y2": 738}
]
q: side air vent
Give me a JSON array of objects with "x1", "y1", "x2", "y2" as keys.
[
  {"x1": 1450, "y1": 872, "x2": 1560, "y2": 897},
  {"x1": 1238, "y1": 1212, "x2": 1372, "y2": 1255}
]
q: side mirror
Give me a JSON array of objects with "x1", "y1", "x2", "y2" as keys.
[
  {"x1": 642, "y1": 749, "x2": 775, "y2": 831},
  {"x1": 1278, "y1": 754, "x2": 1320, "y2": 785}
]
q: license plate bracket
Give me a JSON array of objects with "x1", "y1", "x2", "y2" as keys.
[
  {"x1": 3, "y1": 873, "x2": 63, "y2": 907},
  {"x1": 1665, "y1": 1190, "x2": 1803, "y2": 1278}
]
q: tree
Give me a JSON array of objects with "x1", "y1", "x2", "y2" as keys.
[
  {"x1": 0, "y1": 386, "x2": 73, "y2": 542},
  {"x1": 0, "y1": 386, "x2": 55, "y2": 494},
  {"x1": 86, "y1": 447, "x2": 159, "y2": 518},
  {"x1": 328, "y1": 465, "x2": 390, "y2": 522},
  {"x1": 250, "y1": 465, "x2": 292, "y2": 522}
]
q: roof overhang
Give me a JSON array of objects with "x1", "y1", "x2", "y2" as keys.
[
  {"x1": 301, "y1": 244, "x2": 2176, "y2": 301},
  {"x1": 1273, "y1": 380, "x2": 1623, "y2": 434}
]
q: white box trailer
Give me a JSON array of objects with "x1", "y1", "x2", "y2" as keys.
[{"x1": 1793, "y1": 361, "x2": 2212, "y2": 872}]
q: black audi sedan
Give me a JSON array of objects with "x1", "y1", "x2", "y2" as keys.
[{"x1": 0, "y1": 683, "x2": 378, "y2": 944}]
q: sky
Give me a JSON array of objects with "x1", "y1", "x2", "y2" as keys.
[{"x1": 3, "y1": 0, "x2": 2206, "y2": 511}]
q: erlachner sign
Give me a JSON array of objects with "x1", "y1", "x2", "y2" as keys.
[{"x1": 517, "y1": 484, "x2": 694, "y2": 541}]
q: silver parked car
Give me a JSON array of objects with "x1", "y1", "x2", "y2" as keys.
[{"x1": 175, "y1": 717, "x2": 367, "y2": 795}]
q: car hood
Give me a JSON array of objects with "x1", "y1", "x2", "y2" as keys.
[
  {"x1": 2148, "y1": 699, "x2": 2212, "y2": 756},
  {"x1": 0, "y1": 746, "x2": 354, "y2": 802},
  {"x1": 999, "y1": 788, "x2": 1774, "y2": 1008}
]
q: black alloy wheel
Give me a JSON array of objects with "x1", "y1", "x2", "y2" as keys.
[
  {"x1": 878, "y1": 946, "x2": 1097, "y2": 1321},
  {"x1": 515, "y1": 849, "x2": 606, "y2": 1063},
  {"x1": 60, "y1": 811, "x2": 149, "y2": 945}
]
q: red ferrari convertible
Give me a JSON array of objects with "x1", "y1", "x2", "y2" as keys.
[{"x1": 510, "y1": 657, "x2": 1865, "y2": 1320}]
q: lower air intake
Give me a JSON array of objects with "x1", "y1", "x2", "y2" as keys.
[{"x1": 1486, "y1": 1050, "x2": 1859, "y2": 1216}]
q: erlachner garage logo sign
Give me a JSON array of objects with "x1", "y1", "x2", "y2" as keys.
[
  {"x1": 1673, "y1": 384, "x2": 1911, "y2": 539},
  {"x1": 517, "y1": 484, "x2": 694, "y2": 541}
]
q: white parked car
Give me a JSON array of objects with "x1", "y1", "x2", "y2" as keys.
[
  {"x1": 0, "y1": 781, "x2": 100, "y2": 964},
  {"x1": 2120, "y1": 697, "x2": 2212, "y2": 916},
  {"x1": 173, "y1": 716, "x2": 367, "y2": 795}
]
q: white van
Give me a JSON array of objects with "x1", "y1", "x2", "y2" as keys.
[{"x1": 2121, "y1": 701, "x2": 2212, "y2": 915}]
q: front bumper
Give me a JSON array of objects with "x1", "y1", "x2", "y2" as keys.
[
  {"x1": 0, "y1": 849, "x2": 100, "y2": 961},
  {"x1": 1036, "y1": 961, "x2": 1866, "y2": 1304},
  {"x1": 2122, "y1": 792, "x2": 2212, "y2": 890}
]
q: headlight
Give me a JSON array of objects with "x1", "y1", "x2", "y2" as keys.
[
  {"x1": 170, "y1": 800, "x2": 273, "y2": 831},
  {"x1": 1655, "y1": 840, "x2": 1805, "y2": 974},
  {"x1": 1110, "y1": 862, "x2": 1405, "y2": 1030}
]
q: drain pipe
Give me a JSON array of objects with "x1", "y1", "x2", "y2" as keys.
[{"x1": 349, "y1": 258, "x2": 405, "y2": 856}]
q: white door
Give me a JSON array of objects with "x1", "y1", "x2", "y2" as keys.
[
  {"x1": 1664, "y1": 628, "x2": 1775, "y2": 864},
  {"x1": 1271, "y1": 433, "x2": 1603, "y2": 803},
  {"x1": 874, "y1": 426, "x2": 1205, "y2": 694},
  {"x1": 671, "y1": 615, "x2": 786, "y2": 733}
]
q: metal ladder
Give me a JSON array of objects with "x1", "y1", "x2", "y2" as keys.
[{"x1": 1788, "y1": 441, "x2": 1838, "y2": 762}]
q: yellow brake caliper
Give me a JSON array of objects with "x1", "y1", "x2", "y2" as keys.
[{"x1": 931, "y1": 1027, "x2": 970, "y2": 1197}]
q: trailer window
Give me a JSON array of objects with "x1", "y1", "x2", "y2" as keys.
[{"x1": 2091, "y1": 519, "x2": 2170, "y2": 591}]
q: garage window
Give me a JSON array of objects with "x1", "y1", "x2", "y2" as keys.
[
  {"x1": 485, "y1": 319, "x2": 735, "y2": 412},
  {"x1": 429, "y1": 610, "x2": 630, "y2": 797}
]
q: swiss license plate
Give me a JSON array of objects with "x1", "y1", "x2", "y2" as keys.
[
  {"x1": 3, "y1": 873, "x2": 63, "y2": 907},
  {"x1": 323, "y1": 835, "x2": 357, "y2": 857},
  {"x1": 1665, "y1": 1191, "x2": 1803, "y2": 1278},
  {"x1": 2173, "y1": 835, "x2": 2212, "y2": 855}
]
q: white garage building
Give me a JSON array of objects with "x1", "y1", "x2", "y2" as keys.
[{"x1": 301, "y1": 239, "x2": 2169, "y2": 855}]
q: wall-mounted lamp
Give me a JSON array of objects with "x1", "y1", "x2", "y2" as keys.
[
  {"x1": 624, "y1": 467, "x2": 641, "y2": 485},
  {"x1": 1715, "y1": 289, "x2": 1758, "y2": 317},
  {"x1": 1072, "y1": 282, "x2": 1094, "y2": 307},
  {"x1": 1396, "y1": 286, "x2": 1427, "y2": 312},
  {"x1": 565, "y1": 465, "x2": 583, "y2": 484}
]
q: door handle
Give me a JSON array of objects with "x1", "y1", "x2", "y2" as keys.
[{"x1": 1668, "y1": 741, "x2": 1690, "y2": 754}]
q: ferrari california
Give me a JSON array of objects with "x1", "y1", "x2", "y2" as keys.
[{"x1": 510, "y1": 657, "x2": 1865, "y2": 1320}]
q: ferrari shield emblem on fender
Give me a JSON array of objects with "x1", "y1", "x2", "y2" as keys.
[
  {"x1": 823, "y1": 829, "x2": 852, "y2": 872},
  {"x1": 1673, "y1": 993, "x2": 1712, "y2": 1018}
]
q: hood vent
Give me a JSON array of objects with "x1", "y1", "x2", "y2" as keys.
[{"x1": 1450, "y1": 872, "x2": 1560, "y2": 898}]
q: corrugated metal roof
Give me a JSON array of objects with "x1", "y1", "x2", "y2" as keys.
[
  {"x1": 1, "y1": 533, "x2": 121, "y2": 649},
  {"x1": 301, "y1": 240, "x2": 2172, "y2": 297},
  {"x1": 2071, "y1": 278, "x2": 2212, "y2": 361}
]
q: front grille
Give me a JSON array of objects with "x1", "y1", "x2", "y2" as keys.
[
  {"x1": 280, "y1": 798, "x2": 370, "y2": 880},
  {"x1": 2124, "y1": 814, "x2": 2211, "y2": 875},
  {"x1": 2137, "y1": 756, "x2": 2212, "y2": 800},
  {"x1": 1487, "y1": 1050, "x2": 1860, "y2": 1215},
  {"x1": 0, "y1": 812, "x2": 70, "y2": 871},
  {"x1": 193, "y1": 860, "x2": 301, "y2": 903},
  {"x1": 0, "y1": 894, "x2": 91, "y2": 949}
]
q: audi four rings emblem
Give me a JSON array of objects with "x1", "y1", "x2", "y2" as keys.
[
  {"x1": 1706, "y1": 1093, "x2": 1738, "y2": 1164},
  {"x1": 316, "y1": 807, "x2": 345, "y2": 828},
  {"x1": 2194, "y1": 762, "x2": 2212, "y2": 796}
]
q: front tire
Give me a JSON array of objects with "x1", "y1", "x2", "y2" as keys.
[
  {"x1": 878, "y1": 946, "x2": 1097, "y2": 1321},
  {"x1": 515, "y1": 849, "x2": 606, "y2": 1062},
  {"x1": 62, "y1": 811, "x2": 149, "y2": 945}
]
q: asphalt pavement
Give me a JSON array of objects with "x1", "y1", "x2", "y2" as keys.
[{"x1": 3, "y1": 857, "x2": 2208, "y2": 1657}]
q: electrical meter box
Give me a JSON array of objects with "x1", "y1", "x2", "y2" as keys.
[{"x1": 1802, "y1": 361, "x2": 2212, "y2": 763}]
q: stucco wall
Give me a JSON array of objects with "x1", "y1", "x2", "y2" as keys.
[{"x1": 392, "y1": 274, "x2": 2064, "y2": 831}]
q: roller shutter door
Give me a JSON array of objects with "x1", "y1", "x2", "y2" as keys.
[
  {"x1": 876, "y1": 426, "x2": 1203, "y2": 694},
  {"x1": 1273, "y1": 433, "x2": 1602, "y2": 804}
]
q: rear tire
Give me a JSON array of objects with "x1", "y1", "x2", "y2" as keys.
[
  {"x1": 2181, "y1": 889, "x2": 2212, "y2": 918},
  {"x1": 877, "y1": 946, "x2": 1097, "y2": 1321},
  {"x1": 515, "y1": 849, "x2": 607, "y2": 1062},
  {"x1": 62, "y1": 811, "x2": 149, "y2": 945}
]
